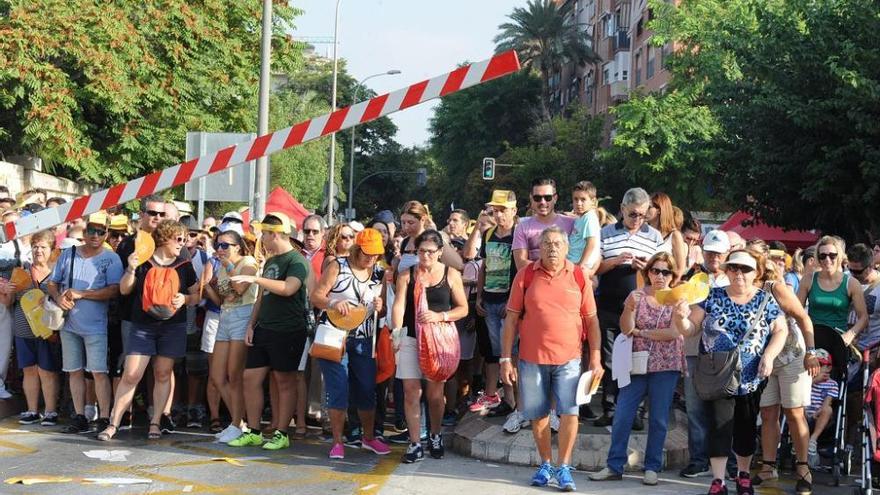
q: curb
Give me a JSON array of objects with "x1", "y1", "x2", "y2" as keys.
[{"x1": 451, "y1": 408, "x2": 690, "y2": 471}]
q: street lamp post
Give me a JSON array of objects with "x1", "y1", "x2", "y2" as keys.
[
  {"x1": 347, "y1": 70, "x2": 401, "y2": 218},
  {"x1": 327, "y1": 0, "x2": 343, "y2": 224}
]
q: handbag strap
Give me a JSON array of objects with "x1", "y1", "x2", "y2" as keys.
[
  {"x1": 66, "y1": 246, "x2": 76, "y2": 290},
  {"x1": 738, "y1": 288, "x2": 773, "y2": 348}
]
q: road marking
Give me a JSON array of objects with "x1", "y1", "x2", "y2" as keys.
[{"x1": 0, "y1": 438, "x2": 38, "y2": 457}]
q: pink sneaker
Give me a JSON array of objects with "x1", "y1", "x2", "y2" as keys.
[
  {"x1": 361, "y1": 437, "x2": 391, "y2": 455},
  {"x1": 329, "y1": 443, "x2": 345, "y2": 459},
  {"x1": 468, "y1": 393, "x2": 501, "y2": 413}
]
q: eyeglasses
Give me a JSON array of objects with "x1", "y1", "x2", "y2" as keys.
[
  {"x1": 109, "y1": 232, "x2": 124, "y2": 239},
  {"x1": 340, "y1": 234, "x2": 355, "y2": 240},
  {"x1": 649, "y1": 267, "x2": 673, "y2": 277},
  {"x1": 85, "y1": 227, "x2": 106, "y2": 236},
  {"x1": 627, "y1": 211, "x2": 647, "y2": 220},
  {"x1": 849, "y1": 266, "x2": 868, "y2": 275},
  {"x1": 213, "y1": 241, "x2": 232, "y2": 250},
  {"x1": 144, "y1": 210, "x2": 166, "y2": 217},
  {"x1": 818, "y1": 252, "x2": 838, "y2": 261},
  {"x1": 418, "y1": 248, "x2": 440, "y2": 255},
  {"x1": 531, "y1": 194, "x2": 554, "y2": 203},
  {"x1": 187, "y1": 232, "x2": 199, "y2": 238},
  {"x1": 725, "y1": 264, "x2": 754, "y2": 274},
  {"x1": 303, "y1": 229, "x2": 320, "y2": 235}
]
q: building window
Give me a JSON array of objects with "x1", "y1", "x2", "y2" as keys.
[
  {"x1": 604, "y1": 13, "x2": 616, "y2": 37},
  {"x1": 646, "y1": 45, "x2": 656, "y2": 79},
  {"x1": 602, "y1": 63, "x2": 611, "y2": 85},
  {"x1": 662, "y1": 42, "x2": 672, "y2": 69},
  {"x1": 636, "y1": 17, "x2": 643, "y2": 37},
  {"x1": 622, "y1": 70, "x2": 628, "y2": 81},
  {"x1": 635, "y1": 50, "x2": 642, "y2": 85}
]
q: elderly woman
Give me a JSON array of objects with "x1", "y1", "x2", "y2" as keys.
[
  {"x1": 590, "y1": 252, "x2": 686, "y2": 486},
  {"x1": 99, "y1": 220, "x2": 199, "y2": 441},
  {"x1": 311, "y1": 228, "x2": 390, "y2": 459},
  {"x1": 391, "y1": 229, "x2": 468, "y2": 464},
  {"x1": 673, "y1": 249, "x2": 789, "y2": 495},
  {"x1": 4, "y1": 231, "x2": 62, "y2": 426}
]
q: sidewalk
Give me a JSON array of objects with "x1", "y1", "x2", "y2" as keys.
[{"x1": 450, "y1": 399, "x2": 689, "y2": 472}]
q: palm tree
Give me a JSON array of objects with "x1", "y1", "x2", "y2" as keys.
[{"x1": 495, "y1": 0, "x2": 601, "y2": 120}]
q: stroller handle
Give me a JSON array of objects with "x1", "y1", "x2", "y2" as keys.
[{"x1": 859, "y1": 339, "x2": 880, "y2": 364}]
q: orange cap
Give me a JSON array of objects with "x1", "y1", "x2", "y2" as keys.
[{"x1": 356, "y1": 228, "x2": 385, "y2": 256}]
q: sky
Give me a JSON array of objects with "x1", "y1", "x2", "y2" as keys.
[{"x1": 290, "y1": 0, "x2": 517, "y2": 148}]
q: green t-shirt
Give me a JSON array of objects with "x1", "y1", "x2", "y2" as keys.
[{"x1": 257, "y1": 249, "x2": 309, "y2": 333}]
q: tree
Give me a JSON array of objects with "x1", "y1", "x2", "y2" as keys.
[
  {"x1": 612, "y1": 0, "x2": 880, "y2": 240},
  {"x1": 0, "y1": 1, "x2": 301, "y2": 185},
  {"x1": 494, "y1": 0, "x2": 601, "y2": 120},
  {"x1": 428, "y1": 70, "x2": 542, "y2": 219}
]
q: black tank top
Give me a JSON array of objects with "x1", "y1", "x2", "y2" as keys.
[{"x1": 404, "y1": 265, "x2": 452, "y2": 338}]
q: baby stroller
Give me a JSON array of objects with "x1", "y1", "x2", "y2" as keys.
[
  {"x1": 857, "y1": 341, "x2": 880, "y2": 494},
  {"x1": 814, "y1": 325, "x2": 858, "y2": 486}
]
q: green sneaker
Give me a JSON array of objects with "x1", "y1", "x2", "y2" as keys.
[
  {"x1": 228, "y1": 430, "x2": 263, "y2": 447},
  {"x1": 262, "y1": 430, "x2": 290, "y2": 450}
]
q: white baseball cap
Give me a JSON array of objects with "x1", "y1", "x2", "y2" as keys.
[{"x1": 702, "y1": 230, "x2": 730, "y2": 254}]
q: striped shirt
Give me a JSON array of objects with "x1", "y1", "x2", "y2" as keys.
[
  {"x1": 597, "y1": 221, "x2": 663, "y2": 313},
  {"x1": 807, "y1": 379, "x2": 838, "y2": 417}
]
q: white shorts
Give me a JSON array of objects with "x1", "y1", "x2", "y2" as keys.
[
  {"x1": 760, "y1": 357, "x2": 812, "y2": 409},
  {"x1": 395, "y1": 335, "x2": 423, "y2": 380},
  {"x1": 199, "y1": 311, "x2": 222, "y2": 353}
]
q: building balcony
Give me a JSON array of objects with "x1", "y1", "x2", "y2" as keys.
[
  {"x1": 610, "y1": 80, "x2": 629, "y2": 102},
  {"x1": 612, "y1": 30, "x2": 631, "y2": 52}
]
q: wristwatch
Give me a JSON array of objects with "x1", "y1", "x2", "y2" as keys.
[
  {"x1": 805, "y1": 347, "x2": 817, "y2": 357},
  {"x1": 499, "y1": 357, "x2": 512, "y2": 363}
]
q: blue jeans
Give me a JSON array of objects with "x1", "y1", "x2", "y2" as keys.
[
  {"x1": 684, "y1": 356, "x2": 709, "y2": 468},
  {"x1": 607, "y1": 370, "x2": 680, "y2": 473},
  {"x1": 318, "y1": 337, "x2": 376, "y2": 411}
]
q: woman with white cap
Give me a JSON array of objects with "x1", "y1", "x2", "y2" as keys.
[{"x1": 672, "y1": 249, "x2": 789, "y2": 495}]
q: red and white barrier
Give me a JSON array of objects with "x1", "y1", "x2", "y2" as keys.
[{"x1": 2, "y1": 51, "x2": 521, "y2": 242}]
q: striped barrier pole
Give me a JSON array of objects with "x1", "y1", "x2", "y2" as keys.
[{"x1": 2, "y1": 50, "x2": 521, "y2": 242}]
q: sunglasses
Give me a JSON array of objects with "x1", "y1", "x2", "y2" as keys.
[
  {"x1": 531, "y1": 194, "x2": 554, "y2": 203},
  {"x1": 725, "y1": 264, "x2": 754, "y2": 274},
  {"x1": 818, "y1": 252, "x2": 838, "y2": 261},
  {"x1": 109, "y1": 232, "x2": 124, "y2": 239},
  {"x1": 649, "y1": 267, "x2": 673, "y2": 277},
  {"x1": 174, "y1": 236, "x2": 185, "y2": 244},
  {"x1": 86, "y1": 227, "x2": 106, "y2": 236},
  {"x1": 144, "y1": 210, "x2": 166, "y2": 217},
  {"x1": 213, "y1": 241, "x2": 232, "y2": 250},
  {"x1": 627, "y1": 211, "x2": 647, "y2": 219},
  {"x1": 187, "y1": 232, "x2": 200, "y2": 238},
  {"x1": 340, "y1": 234, "x2": 355, "y2": 240},
  {"x1": 418, "y1": 248, "x2": 440, "y2": 255},
  {"x1": 303, "y1": 229, "x2": 320, "y2": 235},
  {"x1": 850, "y1": 266, "x2": 868, "y2": 275}
]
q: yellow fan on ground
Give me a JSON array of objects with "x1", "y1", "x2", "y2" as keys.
[
  {"x1": 134, "y1": 230, "x2": 155, "y2": 267},
  {"x1": 327, "y1": 304, "x2": 368, "y2": 331},
  {"x1": 655, "y1": 272, "x2": 710, "y2": 306},
  {"x1": 20, "y1": 289, "x2": 53, "y2": 339}
]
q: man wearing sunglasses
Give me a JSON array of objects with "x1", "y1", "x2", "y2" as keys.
[
  {"x1": 847, "y1": 243, "x2": 880, "y2": 351},
  {"x1": 594, "y1": 187, "x2": 664, "y2": 428},
  {"x1": 301, "y1": 214, "x2": 327, "y2": 279},
  {"x1": 512, "y1": 178, "x2": 575, "y2": 271},
  {"x1": 48, "y1": 212, "x2": 123, "y2": 434}
]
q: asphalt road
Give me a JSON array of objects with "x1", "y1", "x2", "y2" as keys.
[{"x1": 0, "y1": 417, "x2": 862, "y2": 495}]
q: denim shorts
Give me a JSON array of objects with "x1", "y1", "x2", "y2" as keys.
[
  {"x1": 15, "y1": 336, "x2": 62, "y2": 372},
  {"x1": 318, "y1": 337, "x2": 377, "y2": 411},
  {"x1": 517, "y1": 357, "x2": 581, "y2": 420},
  {"x1": 484, "y1": 300, "x2": 517, "y2": 358},
  {"x1": 60, "y1": 330, "x2": 108, "y2": 373},
  {"x1": 216, "y1": 305, "x2": 252, "y2": 343},
  {"x1": 128, "y1": 322, "x2": 187, "y2": 359}
]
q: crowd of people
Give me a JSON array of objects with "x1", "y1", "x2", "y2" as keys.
[{"x1": 1, "y1": 181, "x2": 879, "y2": 495}]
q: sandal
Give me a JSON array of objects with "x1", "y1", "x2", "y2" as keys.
[
  {"x1": 750, "y1": 459, "x2": 777, "y2": 486},
  {"x1": 97, "y1": 424, "x2": 118, "y2": 442},
  {"x1": 794, "y1": 461, "x2": 812, "y2": 495},
  {"x1": 148, "y1": 423, "x2": 162, "y2": 440},
  {"x1": 209, "y1": 418, "x2": 223, "y2": 434},
  {"x1": 293, "y1": 428, "x2": 307, "y2": 440}
]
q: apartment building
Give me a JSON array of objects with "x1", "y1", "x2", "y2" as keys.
[{"x1": 551, "y1": 0, "x2": 671, "y2": 133}]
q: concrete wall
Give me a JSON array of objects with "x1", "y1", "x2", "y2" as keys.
[{"x1": 0, "y1": 161, "x2": 92, "y2": 201}]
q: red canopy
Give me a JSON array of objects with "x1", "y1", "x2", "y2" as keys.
[
  {"x1": 718, "y1": 211, "x2": 819, "y2": 250},
  {"x1": 240, "y1": 187, "x2": 311, "y2": 232}
]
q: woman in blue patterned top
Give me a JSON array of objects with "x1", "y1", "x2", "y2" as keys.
[{"x1": 672, "y1": 250, "x2": 789, "y2": 495}]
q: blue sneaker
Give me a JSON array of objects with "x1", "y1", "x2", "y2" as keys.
[
  {"x1": 555, "y1": 464, "x2": 576, "y2": 492},
  {"x1": 531, "y1": 462, "x2": 555, "y2": 487}
]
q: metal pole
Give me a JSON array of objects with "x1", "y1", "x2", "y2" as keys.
[
  {"x1": 328, "y1": 0, "x2": 343, "y2": 223},
  {"x1": 254, "y1": 0, "x2": 272, "y2": 221},
  {"x1": 348, "y1": 70, "x2": 401, "y2": 213}
]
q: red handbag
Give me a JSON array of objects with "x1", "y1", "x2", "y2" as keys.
[
  {"x1": 415, "y1": 278, "x2": 460, "y2": 382},
  {"x1": 375, "y1": 325, "x2": 396, "y2": 383}
]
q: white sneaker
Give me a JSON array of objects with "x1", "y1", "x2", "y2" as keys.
[
  {"x1": 549, "y1": 410, "x2": 560, "y2": 432},
  {"x1": 217, "y1": 424, "x2": 243, "y2": 444},
  {"x1": 643, "y1": 470, "x2": 658, "y2": 485},
  {"x1": 503, "y1": 410, "x2": 527, "y2": 434},
  {"x1": 84, "y1": 404, "x2": 98, "y2": 422},
  {"x1": 0, "y1": 382, "x2": 12, "y2": 399}
]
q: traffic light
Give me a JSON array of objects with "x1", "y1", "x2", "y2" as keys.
[{"x1": 482, "y1": 157, "x2": 495, "y2": 180}]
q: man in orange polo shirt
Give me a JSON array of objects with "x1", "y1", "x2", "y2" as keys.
[{"x1": 501, "y1": 225, "x2": 603, "y2": 492}]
